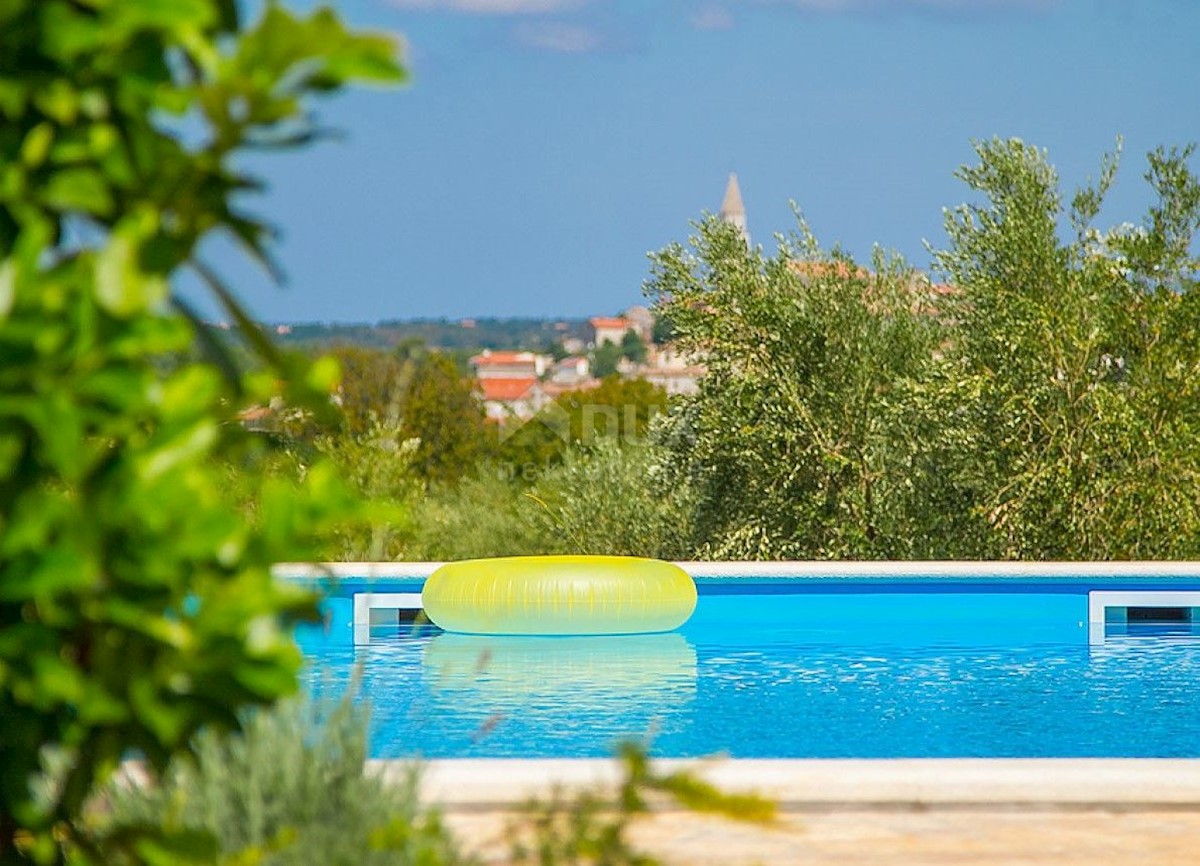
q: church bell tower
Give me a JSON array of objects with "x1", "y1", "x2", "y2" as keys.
[{"x1": 718, "y1": 172, "x2": 749, "y2": 247}]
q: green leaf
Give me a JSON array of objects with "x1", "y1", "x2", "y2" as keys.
[
  {"x1": 225, "y1": 213, "x2": 284, "y2": 283},
  {"x1": 32, "y1": 79, "x2": 78, "y2": 124},
  {"x1": 306, "y1": 354, "x2": 341, "y2": 394},
  {"x1": 0, "y1": 258, "x2": 15, "y2": 320},
  {"x1": 0, "y1": 544, "x2": 99, "y2": 599},
  {"x1": 159, "y1": 365, "x2": 221, "y2": 420},
  {"x1": 0, "y1": 433, "x2": 22, "y2": 478},
  {"x1": 9, "y1": 393, "x2": 90, "y2": 481},
  {"x1": 138, "y1": 420, "x2": 219, "y2": 482},
  {"x1": 232, "y1": 656, "x2": 301, "y2": 698},
  {"x1": 129, "y1": 678, "x2": 191, "y2": 746},
  {"x1": 103, "y1": 597, "x2": 191, "y2": 649},
  {"x1": 40, "y1": 2, "x2": 105, "y2": 60},
  {"x1": 324, "y1": 32, "x2": 408, "y2": 85},
  {"x1": 41, "y1": 167, "x2": 113, "y2": 216},
  {"x1": 95, "y1": 229, "x2": 168, "y2": 317},
  {"x1": 133, "y1": 828, "x2": 221, "y2": 866},
  {"x1": 31, "y1": 654, "x2": 87, "y2": 706},
  {"x1": 75, "y1": 681, "x2": 130, "y2": 726},
  {"x1": 0, "y1": 79, "x2": 25, "y2": 117},
  {"x1": 107, "y1": 0, "x2": 215, "y2": 34},
  {"x1": 20, "y1": 123, "x2": 54, "y2": 167}
]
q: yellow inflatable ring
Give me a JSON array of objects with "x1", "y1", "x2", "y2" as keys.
[{"x1": 421, "y1": 555, "x2": 697, "y2": 635}]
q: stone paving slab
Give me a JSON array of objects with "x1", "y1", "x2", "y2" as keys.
[
  {"x1": 385, "y1": 759, "x2": 1200, "y2": 865},
  {"x1": 445, "y1": 808, "x2": 1200, "y2": 865}
]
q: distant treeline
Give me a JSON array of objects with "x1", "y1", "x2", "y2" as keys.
[{"x1": 274, "y1": 317, "x2": 595, "y2": 351}]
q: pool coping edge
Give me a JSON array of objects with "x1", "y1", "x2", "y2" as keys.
[
  {"x1": 275, "y1": 560, "x2": 1200, "y2": 581},
  {"x1": 374, "y1": 758, "x2": 1200, "y2": 810}
]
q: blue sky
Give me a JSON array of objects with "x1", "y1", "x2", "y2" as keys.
[{"x1": 195, "y1": 0, "x2": 1200, "y2": 324}]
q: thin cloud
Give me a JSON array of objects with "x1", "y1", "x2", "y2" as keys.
[
  {"x1": 512, "y1": 21, "x2": 605, "y2": 53},
  {"x1": 386, "y1": 0, "x2": 583, "y2": 14},
  {"x1": 691, "y1": 5, "x2": 736, "y2": 30}
]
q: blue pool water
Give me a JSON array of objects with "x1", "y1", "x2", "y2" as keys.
[{"x1": 295, "y1": 578, "x2": 1200, "y2": 759}]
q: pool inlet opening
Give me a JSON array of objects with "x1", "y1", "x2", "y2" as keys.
[
  {"x1": 1088, "y1": 591, "x2": 1200, "y2": 643},
  {"x1": 1125, "y1": 606, "x2": 1192, "y2": 624}
]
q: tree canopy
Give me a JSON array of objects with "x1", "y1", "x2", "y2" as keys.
[
  {"x1": 644, "y1": 139, "x2": 1200, "y2": 560},
  {"x1": 0, "y1": 2, "x2": 403, "y2": 861}
]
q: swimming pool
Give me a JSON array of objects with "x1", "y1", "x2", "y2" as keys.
[{"x1": 289, "y1": 563, "x2": 1200, "y2": 760}]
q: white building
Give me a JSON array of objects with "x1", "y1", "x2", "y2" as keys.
[
  {"x1": 469, "y1": 350, "x2": 552, "y2": 421},
  {"x1": 468, "y1": 350, "x2": 549, "y2": 379},
  {"x1": 589, "y1": 316, "x2": 632, "y2": 348},
  {"x1": 549, "y1": 355, "x2": 592, "y2": 386}
]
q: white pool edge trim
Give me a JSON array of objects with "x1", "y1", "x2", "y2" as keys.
[{"x1": 275, "y1": 560, "x2": 1200, "y2": 581}]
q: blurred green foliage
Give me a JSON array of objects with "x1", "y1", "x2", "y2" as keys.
[
  {"x1": 104, "y1": 696, "x2": 773, "y2": 866},
  {"x1": 524, "y1": 440, "x2": 696, "y2": 561},
  {"x1": 106, "y1": 690, "x2": 468, "y2": 866},
  {"x1": 311, "y1": 420, "x2": 418, "y2": 562},
  {"x1": 0, "y1": 0, "x2": 403, "y2": 861},
  {"x1": 509, "y1": 741, "x2": 774, "y2": 866}
]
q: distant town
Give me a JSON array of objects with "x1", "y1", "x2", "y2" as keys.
[
  {"x1": 214, "y1": 174, "x2": 968, "y2": 425},
  {"x1": 219, "y1": 174, "x2": 758, "y2": 420},
  {"x1": 468, "y1": 307, "x2": 704, "y2": 421},
  {"x1": 218, "y1": 307, "x2": 706, "y2": 424}
]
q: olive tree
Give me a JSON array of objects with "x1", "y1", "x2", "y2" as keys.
[
  {"x1": 646, "y1": 217, "x2": 942, "y2": 559},
  {"x1": 0, "y1": 2, "x2": 402, "y2": 861},
  {"x1": 935, "y1": 138, "x2": 1200, "y2": 558}
]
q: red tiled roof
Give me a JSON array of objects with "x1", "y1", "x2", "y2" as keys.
[
  {"x1": 470, "y1": 351, "x2": 537, "y2": 366},
  {"x1": 589, "y1": 317, "x2": 629, "y2": 329},
  {"x1": 477, "y1": 377, "x2": 538, "y2": 401},
  {"x1": 788, "y1": 260, "x2": 872, "y2": 280}
]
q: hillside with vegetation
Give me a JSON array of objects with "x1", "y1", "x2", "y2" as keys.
[{"x1": 270, "y1": 317, "x2": 594, "y2": 352}]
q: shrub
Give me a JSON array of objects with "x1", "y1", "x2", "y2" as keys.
[
  {"x1": 527, "y1": 440, "x2": 697, "y2": 560},
  {"x1": 408, "y1": 469, "x2": 549, "y2": 561},
  {"x1": 106, "y1": 690, "x2": 467, "y2": 866}
]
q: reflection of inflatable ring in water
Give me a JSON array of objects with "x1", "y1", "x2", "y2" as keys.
[
  {"x1": 423, "y1": 632, "x2": 697, "y2": 709},
  {"x1": 421, "y1": 556, "x2": 697, "y2": 635}
]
